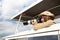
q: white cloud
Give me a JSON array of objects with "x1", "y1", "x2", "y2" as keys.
[
  {"x1": 0, "y1": 0, "x2": 37, "y2": 35},
  {"x1": 0, "y1": 1, "x2": 1, "y2": 5},
  {"x1": 0, "y1": 21, "x2": 17, "y2": 34},
  {"x1": 18, "y1": 24, "x2": 34, "y2": 32},
  {"x1": 0, "y1": 0, "x2": 37, "y2": 36},
  {"x1": 2, "y1": 0, "x2": 37, "y2": 19},
  {"x1": 0, "y1": 20, "x2": 33, "y2": 35},
  {"x1": 54, "y1": 18, "x2": 60, "y2": 23}
]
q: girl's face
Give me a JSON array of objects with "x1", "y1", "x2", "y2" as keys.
[{"x1": 41, "y1": 15, "x2": 49, "y2": 22}]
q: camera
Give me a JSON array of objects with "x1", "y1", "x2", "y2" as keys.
[{"x1": 23, "y1": 17, "x2": 41, "y2": 25}]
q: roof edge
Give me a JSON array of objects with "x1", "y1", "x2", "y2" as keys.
[{"x1": 11, "y1": 0, "x2": 43, "y2": 20}]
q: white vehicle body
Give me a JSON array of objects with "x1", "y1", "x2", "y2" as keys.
[{"x1": 1, "y1": 24, "x2": 60, "y2": 40}]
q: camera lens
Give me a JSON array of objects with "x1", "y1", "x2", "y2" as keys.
[
  {"x1": 23, "y1": 21, "x2": 28, "y2": 25},
  {"x1": 23, "y1": 17, "x2": 41, "y2": 25}
]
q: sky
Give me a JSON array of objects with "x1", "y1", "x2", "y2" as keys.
[
  {"x1": 0, "y1": 0, "x2": 60, "y2": 38},
  {"x1": 0, "y1": 0, "x2": 37, "y2": 38}
]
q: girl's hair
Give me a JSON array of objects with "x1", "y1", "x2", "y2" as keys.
[{"x1": 49, "y1": 16, "x2": 54, "y2": 20}]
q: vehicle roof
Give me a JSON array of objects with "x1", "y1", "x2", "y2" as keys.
[{"x1": 11, "y1": 0, "x2": 60, "y2": 21}]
